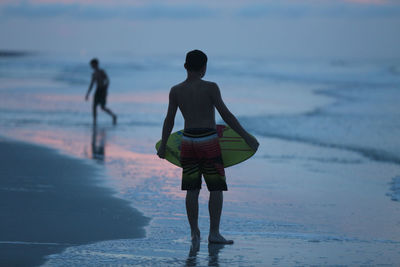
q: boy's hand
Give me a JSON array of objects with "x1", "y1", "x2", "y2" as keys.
[
  {"x1": 157, "y1": 145, "x2": 166, "y2": 159},
  {"x1": 245, "y1": 136, "x2": 259, "y2": 152}
]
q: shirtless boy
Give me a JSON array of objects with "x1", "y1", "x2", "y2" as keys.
[
  {"x1": 85, "y1": 58, "x2": 117, "y2": 126},
  {"x1": 157, "y1": 50, "x2": 259, "y2": 244}
]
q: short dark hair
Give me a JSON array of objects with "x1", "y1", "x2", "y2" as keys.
[
  {"x1": 185, "y1": 50, "x2": 207, "y2": 71},
  {"x1": 90, "y1": 58, "x2": 99, "y2": 67}
]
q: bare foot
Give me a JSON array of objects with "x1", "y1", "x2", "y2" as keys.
[
  {"x1": 191, "y1": 228, "x2": 200, "y2": 242},
  {"x1": 208, "y1": 232, "x2": 233, "y2": 244},
  {"x1": 190, "y1": 238, "x2": 200, "y2": 254}
]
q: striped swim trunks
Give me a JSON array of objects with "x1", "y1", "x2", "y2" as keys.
[{"x1": 180, "y1": 128, "x2": 227, "y2": 191}]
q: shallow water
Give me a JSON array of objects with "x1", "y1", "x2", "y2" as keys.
[{"x1": 1, "y1": 52, "x2": 400, "y2": 265}]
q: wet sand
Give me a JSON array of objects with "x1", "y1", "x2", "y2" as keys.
[
  {"x1": 0, "y1": 138, "x2": 149, "y2": 266},
  {"x1": 36, "y1": 131, "x2": 400, "y2": 266}
]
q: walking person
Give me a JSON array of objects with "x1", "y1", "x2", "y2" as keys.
[{"x1": 85, "y1": 58, "x2": 117, "y2": 126}]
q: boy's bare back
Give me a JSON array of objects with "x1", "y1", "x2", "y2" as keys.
[{"x1": 170, "y1": 79, "x2": 219, "y2": 129}]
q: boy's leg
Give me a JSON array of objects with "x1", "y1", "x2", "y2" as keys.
[
  {"x1": 92, "y1": 101, "x2": 97, "y2": 126},
  {"x1": 186, "y1": 189, "x2": 201, "y2": 242},
  {"x1": 101, "y1": 105, "x2": 117, "y2": 125},
  {"x1": 208, "y1": 191, "x2": 233, "y2": 244}
]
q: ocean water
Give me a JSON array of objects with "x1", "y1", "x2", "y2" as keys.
[{"x1": 1, "y1": 52, "x2": 400, "y2": 265}]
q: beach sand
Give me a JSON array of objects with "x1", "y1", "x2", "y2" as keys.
[{"x1": 0, "y1": 138, "x2": 149, "y2": 267}]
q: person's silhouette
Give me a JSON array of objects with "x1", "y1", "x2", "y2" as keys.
[
  {"x1": 157, "y1": 50, "x2": 259, "y2": 245},
  {"x1": 85, "y1": 58, "x2": 117, "y2": 126},
  {"x1": 91, "y1": 127, "x2": 106, "y2": 163}
]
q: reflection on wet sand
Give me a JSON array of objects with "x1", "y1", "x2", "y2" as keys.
[
  {"x1": 185, "y1": 242, "x2": 225, "y2": 267},
  {"x1": 91, "y1": 126, "x2": 106, "y2": 163},
  {"x1": 185, "y1": 241, "x2": 199, "y2": 267},
  {"x1": 208, "y1": 243, "x2": 225, "y2": 266}
]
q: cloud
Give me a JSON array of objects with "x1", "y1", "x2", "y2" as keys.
[
  {"x1": 343, "y1": 0, "x2": 388, "y2": 4},
  {"x1": 2, "y1": 3, "x2": 79, "y2": 18},
  {"x1": 0, "y1": 2, "x2": 218, "y2": 20},
  {"x1": 4, "y1": 0, "x2": 146, "y2": 5},
  {"x1": 1, "y1": 1, "x2": 400, "y2": 21},
  {"x1": 236, "y1": 4, "x2": 311, "y2": 18},
  {"x1": 235, "y1": 2, "x2": 400, "y2": 19}
]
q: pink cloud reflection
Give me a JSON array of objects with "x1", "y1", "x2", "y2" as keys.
[
  {"x1": 105, "y1": 144, "x2": 185, "y2": 199},
  {"x1": 7, "y1": 127, "x2": 184, "y2": 199}
]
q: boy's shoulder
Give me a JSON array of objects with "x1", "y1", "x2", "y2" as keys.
[
  {"x1": 171, "y1": 81, "x2": 184, "y2": 90},
  {"x1": 99, "y1": 69, "x2": 107, "y2": 76},
  {"x1": 200, "y1": 80, "x2": 219, "y2": 95},
  {"x1": 199, "y1": 79, "x2": 218, "y2": 87},
  {"x1": 202, "y1": 80, "x2": 218, "y2": 88},
  {"x1": 93, "y1": 68, "x2": 106, "y2": 74},
  {"x1": 171, "y1": 80, "x2": 218, "y2": 91}
]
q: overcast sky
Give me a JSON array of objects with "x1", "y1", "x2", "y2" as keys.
[{"x1": 1, "y1": 0, "x2": 399, "y2": 59}]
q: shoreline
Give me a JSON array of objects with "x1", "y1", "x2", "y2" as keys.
[
  {"x1": 1, "y1": 128, "x2": 400, "y2": 265},
  {"x1": 0, "y1": 137, "x2": 149, "y2": 266}
]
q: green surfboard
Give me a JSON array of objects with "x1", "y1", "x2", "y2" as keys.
[{"x1": 155, "y1": 124, "x2": 256, "y2": 168}]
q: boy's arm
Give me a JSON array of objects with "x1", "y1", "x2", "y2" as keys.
[
  {"x1": 158, "y1": 88, "x2": 178, "y2": 158},
  {"x1": 85, "y1": 74, "x2": 95, "y2": 101},
  {"x1": 212, "y1": 83, "x2": 259, "y2": 151}
]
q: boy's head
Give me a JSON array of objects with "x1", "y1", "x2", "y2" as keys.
[
  {"x1": 90, "y1": 58, "x2": 99, "y2": 69},
  {"x1": 184, "y1": 50, "x2": 207, "y2": 73}
]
